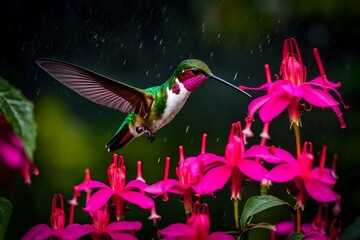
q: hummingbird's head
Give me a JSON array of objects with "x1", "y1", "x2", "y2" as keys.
[{"x1": 174, "y1": 59, "x2": 251, "y2": 97}]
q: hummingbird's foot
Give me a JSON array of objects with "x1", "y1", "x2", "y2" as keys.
[{"x1": 136, "y1": 126, "x2": 156, "y2": 142}]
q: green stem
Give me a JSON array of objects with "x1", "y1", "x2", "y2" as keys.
[
  {"x1": 293, "y1": 124, "x2": 301, "y2": 158},
  {"x1": 234, "y1": 199, "x2": 239, "y2": 230}
]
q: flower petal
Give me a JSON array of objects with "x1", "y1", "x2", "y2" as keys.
[
  {"x1": 107, "y1": 232, "x2": 138, "y2": 240},
  {"x1": 238, "y1": 160, "x2": 268, "y2": 181},
  {"x1": 62, "y1": 224, "x2": 94, "y2": 240},
  {"x1": 125, "y1": 179, "x2": 148, "y2": 190},
  {"x1": 302, "y1": 85, "x2": 338, "y2": 107},
  {"x1": 304, "y1": 178, "x2": 339, "y2": 202},
  {"x1": 310, "y1": 168, "x2": 336, "y2": 185},
  {"x1": 120, "y1": 190, "x2": 154, "y2": 209},
  {"x1": 74, "y1": 180, "x2": 110, "y2": 191},
  {"x1": 275, "y1": 221, "x2": 293, "y2": 237},
  {"x1": 244, "y1": 145, "x2": 296, "y2": 164},
  {"x1": 22, "y1": 224, "x2": 56, "y2": 240},
  {"x1": 207, "y1": 232, "x2": 235, "y2": 240},
  {"x1": 193, "y1": 165, "x2": 232, "y2": 195},
  {"x1": 0, "y1": 139, "x2": 23, "y2": 168},
  {"x1": 259, "y1": 95, "x2": 291, "y2": 122},
  {"x1": 83, "y1": 188, "x2": 114, "y2": 212},
  {"x1": 266, "y1": 164, "x2": 298, "y2": 182},
  {"x1": 248, "y1": 95, "x2": 272, "y2": 117},
  {"x1": 160, "y1": 223, "x2": 195, "y2": 237},
  {"x1": 106, "y1": 221, "x2": 142, "y2": 231},
  {"x1": 144, "y1": 179, "x2": 183, "y2": 195}
]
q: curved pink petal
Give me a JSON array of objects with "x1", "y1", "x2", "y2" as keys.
[
  {"x1": 107, "y1": 232, "x2": 138, "y2": 240},
  {"x1": 304, "y1": 178, "x2": 339, "y2": 203},
  {"x1": 240, "y1": 82, "x2": 270, "y2": 91},
  {"x1": 144, "y1": 179, "x2": 183, "y2": 195},
  {"x1": 83, "y1": 188, "x2": 114, "y2": 212},
  {"x1": 0, "y1": 140, "x2": 24, "y2": 168},
  {"x1": 160, "y1": 223, "x2": 195, "y2": 237},
  {"x1": 119, "y1": 190, "x2": 154, "y2": 209},
  {"x1": 125, "y1": 180, "x2": 148, "y2": 190},
  {"x1": 266, "y1": 164, "x2": 299, "y2": 182},
  {"x1": 248, "y1": 95, "x2": 272, "y2": 117},
  {"x1": 106, "y1": 221, "x2": 142, "y2": 231},
  {"x1": 244, "y1": 145, "x2": 296, "y2": 164},
  {"x1": 310, "y1": 168, "x2": 336, "y2": 184},
  {"x1": 199, "y1": 153, "x2": 225, "y2": 166},
  {"x1": 331, "y1": 105, "x2": 347, "y2": 128},
  {"x1": 302, "y1": 85, "x2": 338, "y2": 107},
  {"x1": 238, "y1": 159, "x2": 268, "y2": 181},
  {"x1": 279, "y1": 81, "x2": 303, "y2": 98},
  {"x1": 61, "y1": 224, "x2": 94, "y2": 240},
  {"x1": 74, "y1": 180, "x2": 110, "y2": 191},
  {"x1": 207, "y1": 232, "x2": 235, "y2": 240},
  {"x1": 259, "y1": 95, "x2": 291, "y2": 122},
  {"x1": 22, "y1": 224, "x2": 56, "y2": 240},
  {"x1": 305, "y1": 231, "x2": 329, "y2": 240},
  {"x1": 309, "y1": 77, "x2": 341, "y2": 88},
  {"x1": 193, "y1": 165, "x2": 232, "y2": 194},
  {"x1": 275, "y1": 221, "x2": 293, "y2": 237}
]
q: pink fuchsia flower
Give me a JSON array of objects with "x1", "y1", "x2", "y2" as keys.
[
  {"x1": 83, "y1": 154, "x2": 153, "y2": 220},
  {"x1": 0, "y1": 114, "x2": 38, "y2": 185},
  {"x1": 22, "y1": 194, "x2": 81, "y2": 240},
  {"x1": 159, "y1": 201, "x2": 234, "y2": 240},
  {"x1": 145, "y1": 134, "x2": 209, "y2": 213},
  {"x1": 195, "y1": 122, "x2": 269, "y2": 200},
  {"x1": 266, "y1": 142, "x2": 339, "y2": 207},
  {"x1": 64, "y1": 205, "x2": 142, "y2": 240},
  {"x1": 240, "y1": 38, "x2": 348, "y2": 128}
]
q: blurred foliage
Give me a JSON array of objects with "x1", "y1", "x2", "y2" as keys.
[{"x1": 0, "y1": 0, "x2": 359, "y2": 239}]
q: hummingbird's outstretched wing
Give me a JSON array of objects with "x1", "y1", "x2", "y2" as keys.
[{"x1": 36, "y1": 59, "x2": 154, "y2": 117}]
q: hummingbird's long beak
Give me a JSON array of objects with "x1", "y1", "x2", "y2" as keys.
[{"x1": 209, "y1": 74, "x2": 252, "y2": 98}]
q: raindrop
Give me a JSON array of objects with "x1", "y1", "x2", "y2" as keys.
[
  {"x1": 217, "y1": 33, "x2": 221, "y2": 39},
  {"x1": 185, "y1": 125, "x2": 190, "y2": 133},
  {"x1": 123, "y1": 59, "x2": 127, "y2": 66},
  {"x1": 217, "y1": 137, "x2": 220, "y2": 142},
  {"x1": 159, "y1": 39, "x2": 163, "y2": 45},
  {"x1": 209, "y1": 52, "x2": 213, "y2": 58},
  {"x1": 145, "y1": 70, "x2": 149, "y2": 75},
  {"x1": 139, "y1": 42, "x2": 143, "y2": 48},
  {"x1": 164, "y1": 137, "x2": 167, "y2": 142},
  {"x1": 157, "y1": 73, "x2": 161, "y2": 78},
  {"x1": 157, "y1": 157, "x2": 161, "y2": 163},
  {"x1": 233, "y1": 72, "x2": 238, "y2": 80}
]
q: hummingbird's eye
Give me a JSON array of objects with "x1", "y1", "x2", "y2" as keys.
[{"x1": 191, "y1": 69, "x2": 200, "y2": 75}]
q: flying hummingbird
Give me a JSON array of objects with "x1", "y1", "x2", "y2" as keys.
[{"x1": 36, "y1": 59, "x2": 251, "y2": 151}]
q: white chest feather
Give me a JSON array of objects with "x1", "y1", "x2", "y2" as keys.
[{"x1": 152, "y1": 79, "x2": 190, "y2": 131}]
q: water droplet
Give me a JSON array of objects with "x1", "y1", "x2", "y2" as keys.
[
  {"x1": 164, "y1": 137, "x2": 167, "y2": 142},
  {"x1": 139, "y1": 42, "x2": 143, "y2": 48},
  {"x1": 217, "y1": 137, "x2": 220, "y2": 142},
  {"x1": 185, "y1": 125, "x2": 190, "y2": 133},
  {"x1": 157, "y1": 157, "x2": 161, "y2": 163},
  {"x1": 233, "y1": 72, "x2": 238, "y2": 80},
  {"x1": 123, "y1": 59, "x2": 127, "y2": 66}
]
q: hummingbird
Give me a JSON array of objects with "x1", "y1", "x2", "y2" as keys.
[{"x1": 36, "y1": 58, "x2": 251, "y2": 152}]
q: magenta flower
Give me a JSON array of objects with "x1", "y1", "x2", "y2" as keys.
[
  {"x1": 266, "y1": 142, "x2": 339, "y2": 206},
  {"x1": 83, "y1": 154, "x2": 154, "y2": 220},
  {"x1": 240, "y1": 38, "x2": 348, "y2": 128},
  {"x1": 145, "y1": 134, "x2": 209, "y2": 213},
  {"x1": 0, "y1": 114, "x2": 38, "y2": 185},
  {"x1": 22, "y1": 194, "x2": 81, "y2": 240},
  {"x1": 159, "y1": 201, "x2": 234, "y2": 240},
  {"x1": 64, "y1": 205, "x2": 142, "y2": 240},
  {"x1": 195, "y1": 122, "x2": 269, "y2": 200}
]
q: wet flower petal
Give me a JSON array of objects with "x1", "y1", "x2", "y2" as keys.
[
  {"x1": 244, "y1": 145, "x2": 296, "y2": 164},
  {"x1": 84, "y1": 188, "x2": 114, "y2": 212},
  {"x1": 302, "y1": 85, "x2": 339, "y2": 107},
  {"x1": 248, "y1": 95, "x2": 272, "y2": 117},
  {"x1": 22, "y1": 224, "x2": 57, "y2": 240},
  {"x1": 259, "y1": 95, "x2": 292, "y2": 122},
  {"x1": 310, "y1": 168, "x2": 336, "y2": 185},
  {"x1": 207, "y1": 232, "x2": 235, "y2": 240},
  {"x1": 160, "y1": 223, "x2": 195, "y2": 237},
  {"x1": 125, "y1": 179, "x2": 148, "y2": 190},
  {"x1": 106, "y1": 221, "x2": 142, "y2": 231},
  {"x1": 193, "y1": 165, "x2": 232, "y2": 194},
  {"x1": 266, "y1": 163, "x2": 298, "y2": 182},
  {"x1": 304, "y1": 178, "x2": 339, "y2": 203},
  {"x1": 238, "y1": 159, "x2": 268, "y2": 181},
  {"x1": 119, "y1": 190, "x2": 154, "y2": 209}
]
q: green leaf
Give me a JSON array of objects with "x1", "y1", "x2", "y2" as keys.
[
  {"x1": 0, "y1": 77, "x2": 37, "y2": 159},
  {"x1": 240, "y1": 195, "x2": 286, "y2": 230},
  {"x1": 0, "y1": 197, "x2": 12, "y2": 240},
  {"x1": 341, "y1": 216, "x2": 360, "y2": 240},
  {"x1": 287, "y1": 232, "x2": 305, "y2": 240}
]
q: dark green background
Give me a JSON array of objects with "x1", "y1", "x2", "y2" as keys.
[{"x1": 1, "y1": 0, "x2": 359, "y2": 239}]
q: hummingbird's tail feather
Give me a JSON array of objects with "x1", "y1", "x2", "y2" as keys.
[{"x1": 106, "y1": 125, "x2": 134, "y2": 152}]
